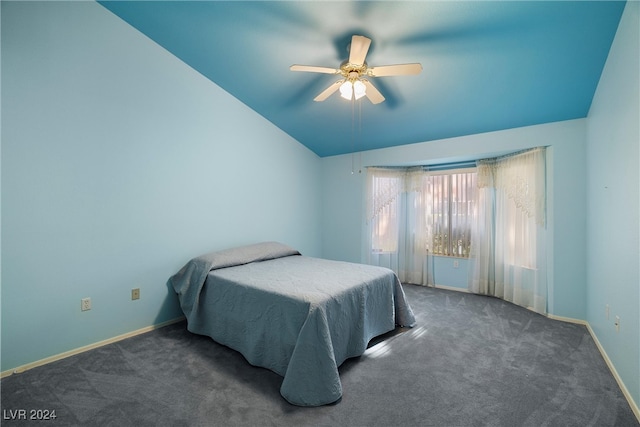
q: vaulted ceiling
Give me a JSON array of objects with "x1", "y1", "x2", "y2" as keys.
[{"x1": 98, "y1": 1, "x2": 626, "y2": 157}]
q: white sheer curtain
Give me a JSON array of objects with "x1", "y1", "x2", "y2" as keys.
[
  {"x1": 468, "y1": 147, "x2": 547, "y2": 314},
  {"x1": 366, "y1": 168, "x2": 403, "y2": 256},
  {"x1": 365, "y1": 168, "x2": 434, "y2": 286},
  {"x1": 403, "y1": 169, "x2": 432, "y2": 285}
]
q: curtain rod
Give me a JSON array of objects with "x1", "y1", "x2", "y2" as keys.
[
  {"x1": 367, "y1": 146, "x2": 547, "y2": 171},
  {"x1": 367, "y1": 160, "x2": 477, "y2": 172},
  {"x1": 486, "y1": 146, "x2": 547, "y2": 162}
]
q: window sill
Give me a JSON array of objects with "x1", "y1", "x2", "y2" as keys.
[{"x1": 431, "y1": 254, "x2": 469, "y2": 260}]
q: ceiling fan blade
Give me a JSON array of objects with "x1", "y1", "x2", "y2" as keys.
[
  {"x1": 314, "y1": 80, "x2": 343, "y2": 102},
  {"x1": 367, "y1": 63, "x2": 423, "y2": 77},
  {"x1": 362, "y1": 79, "x2": 385, "y2": 104},
  {"x1": 290, "y1": 65, "x2": 340, "y2": 74},
  {"x1": 348, "y1": 35, "x2": 371, "y2": 65}
]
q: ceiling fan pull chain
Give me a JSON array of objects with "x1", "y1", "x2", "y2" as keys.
[
  {"x1": 358, "y1": 100, "x2": 363, "y2": 174},
  {"x1": 351, "y1": 96, "x2": 356, "y2": 174}
]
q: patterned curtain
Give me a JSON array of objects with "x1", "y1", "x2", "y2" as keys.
[
  {"x1": 365, "y1": 167, "x2": 434, "y2": 286},
  {"x1": 469, "y1": 147, "x2": 547, "y2": 314}
]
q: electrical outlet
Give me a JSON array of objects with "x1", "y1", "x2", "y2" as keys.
[
  {"x1": 615, "y1": 316, "x2": 620, "y2": 332},
  {"x1": 453, "y1": 260, "x2": 460, "y2": 269},
  {"x1": 131, "y1": 288, "x2": 140, "y2": 300},
  {"x1": 81, "y1": 297, "x2": 91, "y2": 311}
]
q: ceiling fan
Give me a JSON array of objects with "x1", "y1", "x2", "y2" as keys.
[{"x1": 290, "y1": 35, "x2": 422, "y2": 104}]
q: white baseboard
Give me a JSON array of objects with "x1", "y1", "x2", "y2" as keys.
[
  {"x1": 585, "y1": 322, "x2": 640, "y2": 422},
  {"x1": 547, "y1": 314, "x2": 640, "y2": 422},
  {"x1": 546, "y1": 313, "x2": 588, "y2": 325},
  {"x1": 1, "y1": 316, "x2": 185, "y2": 379},
  {"x1": 404, "y1": 283, "x2": 470, "y2": 293}
]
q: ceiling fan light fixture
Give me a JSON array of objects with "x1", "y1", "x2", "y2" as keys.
[
  {"x1": 339, "y1": 80, "x2": 353, "y2": 100},
  {"x1": 353, "y1": 80, "x2": 366, "y2": 100}
]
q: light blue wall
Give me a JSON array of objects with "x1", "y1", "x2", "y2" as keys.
[
  {"x1": 1, "y1": 1, "x2": 322, "y2": 372},
  {"x1": 433, "y1": 257, "x2": 470, "y2": 290},
  {"x1": 586, "y1": 1, "x2": 639, "y2": 408},
  {"x1": 321, "y1": 119, "x2": 588, "y2": 320}
]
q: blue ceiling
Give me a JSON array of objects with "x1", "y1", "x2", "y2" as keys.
[{"x1": 98, "y1": 1, "x2": 626, "y2": 157}]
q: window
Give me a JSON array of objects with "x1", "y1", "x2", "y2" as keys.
[
  {"x1": 425, "y1": 170, "x2": 477, "y2": 257},
  {"x1": 367, "y1": 148, "x2": 546, "y2": 313},
  {"x1": 367, "y1": 167, "x2": 477, "y2": 258}
]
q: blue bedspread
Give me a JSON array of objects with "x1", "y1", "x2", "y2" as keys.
[{"x1": 169, "y1": 242, "x2": 415, "y2": 406}]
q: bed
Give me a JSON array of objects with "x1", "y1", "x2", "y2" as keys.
[{"x1": 168, "y1": 242, "x2": 415, "y2": 406}]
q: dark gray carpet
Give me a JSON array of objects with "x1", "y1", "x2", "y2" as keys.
[{"x1": 2, "y1": 285, "x2": 638, "y2": 426}]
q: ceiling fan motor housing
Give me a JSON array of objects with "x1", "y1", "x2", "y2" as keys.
[{"x1": 341, "y1": 61, "x2": 367, "y2": 81}]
